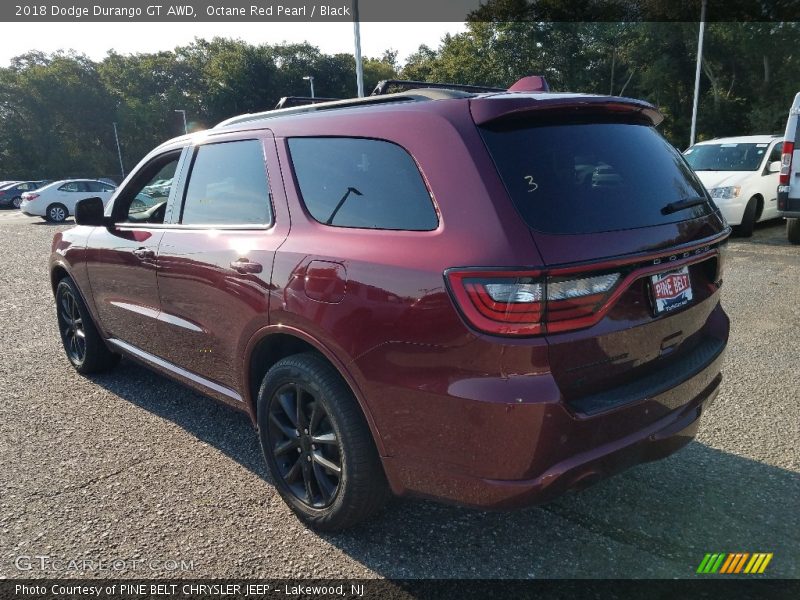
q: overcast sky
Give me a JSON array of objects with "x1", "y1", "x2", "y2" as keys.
[{"x1": 2, "y1": 22, "x2": 465, "y2": 67}]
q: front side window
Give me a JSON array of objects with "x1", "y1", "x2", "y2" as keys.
[
  {"x1": 121, "y1": 156, "x2": 180, "y2": 224},
  {"x1": 288, "y1": 137, "x2": 438, "y2": 231},
  {"x1": 181, "y1": 140, "x2": 271, "y2": 226}
]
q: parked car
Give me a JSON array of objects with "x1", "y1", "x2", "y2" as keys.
[
  {"x1": 50, "y1": 81, "x2": 730, "y2": 530},
  {"x1": 683, "y1": 135, "x2": 783, "y2": 236},
  {"x1": 21, "y1": 179, "x2": 116, "y2": 222},
  {"x1": 0, "y1": 180, "x2": 51, "y2": 208},
  {"x1": 778, "y1": 92, "x2": 800, "y2": 244}
]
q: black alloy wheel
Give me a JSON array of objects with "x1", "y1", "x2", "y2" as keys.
[
  {"x1": 57, "y1": 285, "x2": 87, "y2": 365},
  {"x1": 267, "y1": 381, "x2": 342, "y2": 508}
]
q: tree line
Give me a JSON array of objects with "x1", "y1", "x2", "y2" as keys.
[{"x1": 1, "y1": 17, "x2": 797, "y2": 181}]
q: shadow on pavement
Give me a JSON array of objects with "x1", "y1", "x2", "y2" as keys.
[{"x1": 90, "y1": 359, "x2": 799, "y2": 579}]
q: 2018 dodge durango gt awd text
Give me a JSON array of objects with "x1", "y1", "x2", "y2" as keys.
[{"x1": 49, "y1": 83, "x2": 730, "y2": 530}]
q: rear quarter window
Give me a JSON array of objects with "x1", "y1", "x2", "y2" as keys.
[
  {"x1": 480, "y1": 121, "x2": 713, "y2": 234},
  {"x1": 288, "y1": 137, "x2": 438, "y2": 231}
]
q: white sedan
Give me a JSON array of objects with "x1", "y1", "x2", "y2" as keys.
[
  {"x1": 20, "y1": 179, "x2": 116, "y2": 222},
  {"x1": 683, "y1": 135, "x2": 783, "y2": 236}
]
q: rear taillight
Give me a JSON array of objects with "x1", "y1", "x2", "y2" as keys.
[
  {"x1": 22, "y1": 193, "x2": 38, "y2": 201},
  {"x1": 780, "y1": 141, "x2": 794, "y2": 186},
  {"x1": 446, "y1": 269, "x2": 621, "y2": 336},
  {"x1": 545, "y1": 273, "x2": 620, "y2": 333},
  {"x1": 447, "y1": 270, "x2": 545, "y2": 336}
]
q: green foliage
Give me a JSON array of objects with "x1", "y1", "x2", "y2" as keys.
[
  {"x1": 0, "y1": 39, "x2": 399, "y2": 180},
  {"x1": 1, "y1": 20, "x2": 798, "y2": 179}
]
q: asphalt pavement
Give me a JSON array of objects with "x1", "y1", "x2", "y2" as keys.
[{"x1": 0, "y1": 211, "x2": 797, "y2": 580}]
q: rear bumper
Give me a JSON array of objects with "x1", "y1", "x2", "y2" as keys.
[
  {"x1": 382, "y1": 365, "x2": 722, "y2": 509},
  {"x1": 370, "y1": 297, "x2": 728, "y2": 508},
  {"x1": 777, "y1": 188, "x2": 800, "y2": 218}
]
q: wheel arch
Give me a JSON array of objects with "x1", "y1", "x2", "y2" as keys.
[{"x1": 243, "y1": 326, "x2": 387, "y2": 456}]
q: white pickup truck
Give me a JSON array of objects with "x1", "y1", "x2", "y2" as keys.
[{"x1": 778, "y1": 92, "x2": 800, "y2": 244}]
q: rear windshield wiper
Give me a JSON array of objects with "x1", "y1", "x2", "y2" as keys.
[{"x1": 661, "y1": 196, "x2": 708, "y2": 215}]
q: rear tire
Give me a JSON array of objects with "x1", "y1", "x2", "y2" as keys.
[
  {"x1": 12, "y1": 196, "x2": 22, "y2": 209},
  {"x1": 46, "y1": 203, "x2": 68, "y2": 223},
  {"x1": 788, "y1": 218, "x2": 800, "y2": 245},
  {"x1": 734, "y1": 197, "x2": 758, "y2": 237},
  {"x1": 55, "y1": 277, "x2": 120, "y2": 374},
  {"x1": 257, "y1": 352, "x2": 389, "y2": 531}
]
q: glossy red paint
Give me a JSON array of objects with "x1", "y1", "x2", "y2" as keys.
[{"x1": 50, "y1": 90, "x2": 730, "y2": 509}]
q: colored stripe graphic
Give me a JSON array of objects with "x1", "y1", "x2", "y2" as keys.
[{"x1": 700, "y1": 553, "x2": 773, "y2": 574}]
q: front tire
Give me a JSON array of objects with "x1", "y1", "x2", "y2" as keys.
[
  {"x1": 787, "y1": 218, "x2": 800, "y2": 245},
  {"x1": 734, "y1": 197, "x2": 758, "y2": 237},
  {"x1": 257, "y1": 353, "x2": 389, "y2": 531},
  {"x1": 12, "y1": 196, "x2": 22, "y2": 209},
  {"x1": 46, "y1": 203, "x2": 68, "y2": 223},
  {"x1": 55, "y1": 277, "x2": 120, "y2": 374}
]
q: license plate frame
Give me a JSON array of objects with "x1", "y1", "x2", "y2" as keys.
[{"x1": 650, "y1": 266, "x2": 693, "y2": 315}]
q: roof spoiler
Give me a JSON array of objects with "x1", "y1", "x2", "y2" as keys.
[{"x1": 470, "y1": 94, "x2": 664, "y2": 127}]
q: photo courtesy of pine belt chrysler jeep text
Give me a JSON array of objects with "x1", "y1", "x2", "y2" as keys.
[{"x1": 49, "y1": 80, "x2": 730, "y2": 530}]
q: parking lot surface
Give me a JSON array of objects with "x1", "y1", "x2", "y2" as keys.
[{"x1": 0, "y1": 211, "x2": 797, "y2": 579}]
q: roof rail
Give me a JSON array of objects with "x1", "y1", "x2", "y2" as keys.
[
  {"x1": 274, "y1": 96, "x2": 340, "y2": 109},
  {"x1": 371, "y1": 79, "x2": 505, "y2": 96},
  {"x1": 215, "y1": 88, "x2": 475, "y2": 128}
]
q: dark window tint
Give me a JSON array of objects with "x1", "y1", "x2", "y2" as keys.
[
  {"x1": 288, "y1": 137, "x2": 438, "y2": 231},
  {"x1": 480, "y1": 122, "x2": 712, "y2": 234},
  {"x1": 181, "y1": 140, "x2": 271, "y2": 226},
  {"x1": 768, "y1": 143, "x2": 783, "y2": 164}
]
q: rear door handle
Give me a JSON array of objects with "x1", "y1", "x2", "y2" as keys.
[
  {"x1": 230, "y1": 259, "x2": 263, "y2": 274},
  {"x1": 132, "y1": 247, "x2": 155, "y2": 259}
]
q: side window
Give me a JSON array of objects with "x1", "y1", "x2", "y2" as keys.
[
  {"x1": 86, "y1": 181, "x2": 103, "y2": 192},
  {"x1": 769, "y1": 143, "x2": 782, "y2": 164},
  {"x1": 59, "y1": 182, "x2": 84, "y2": 192},
  {"x1": 288, "y1": 137, "x2": 438, "y2": 231},
  {"x1": 181, "y1": 140, "x2": 271, "y2": 226},
  {"x1": 118, "y1": 154, "x2": 180, "y2": 224}
]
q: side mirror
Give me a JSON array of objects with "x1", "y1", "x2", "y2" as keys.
[
  {"x1": 767, "y1": 160, "x2": 781, "y2": 174},
  {"x1": 75, "y1": 197, "x2": 109, "y2": 227}
]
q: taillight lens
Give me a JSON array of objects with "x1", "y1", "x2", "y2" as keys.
[
  {"x1": 780, "y1": 141, "x2": 794, "y2": 186},
  {"x1": 546, "y1": 273, "x2": 620, "y2": 331},
  {"x1": 446, "y1": 269, "x2": 621, "y2": 336},
  {"x1": 447, "y1": 271, "x2": 544, "y2": 336},
  {"x1": 22, "y1": 193, "x2": 38, "y2": 201}
]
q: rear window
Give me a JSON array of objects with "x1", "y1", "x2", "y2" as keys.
[
  {"x1": 288, "y1": 137, "x2": 438, "y2": 231},
  {"x1": 480, "y1": 122, "x2": 712, "y2": 234}
]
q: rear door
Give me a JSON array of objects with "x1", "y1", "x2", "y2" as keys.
[
  {"x1": 154, "y1": 130, "x2": 289, "y2": 396},
  {"x1": 477, "y1": 109, "x2": 728, "y2": 413}
]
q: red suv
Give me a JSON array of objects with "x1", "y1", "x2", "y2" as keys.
[{"x1": 50, "y1": 83, "x2": 730, "y2": 530}]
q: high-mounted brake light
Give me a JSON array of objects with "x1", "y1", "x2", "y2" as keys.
[
  {"x1": 445, "y1": 269, "x2": 622, "y2": 336},
  {"x1": 780, "y1": 141, "x2": 794, "y2": 186}
]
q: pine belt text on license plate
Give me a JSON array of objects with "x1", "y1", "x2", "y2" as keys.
[{"x1": 650, "y1": 266, "x2": 693, "y2": 315}]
